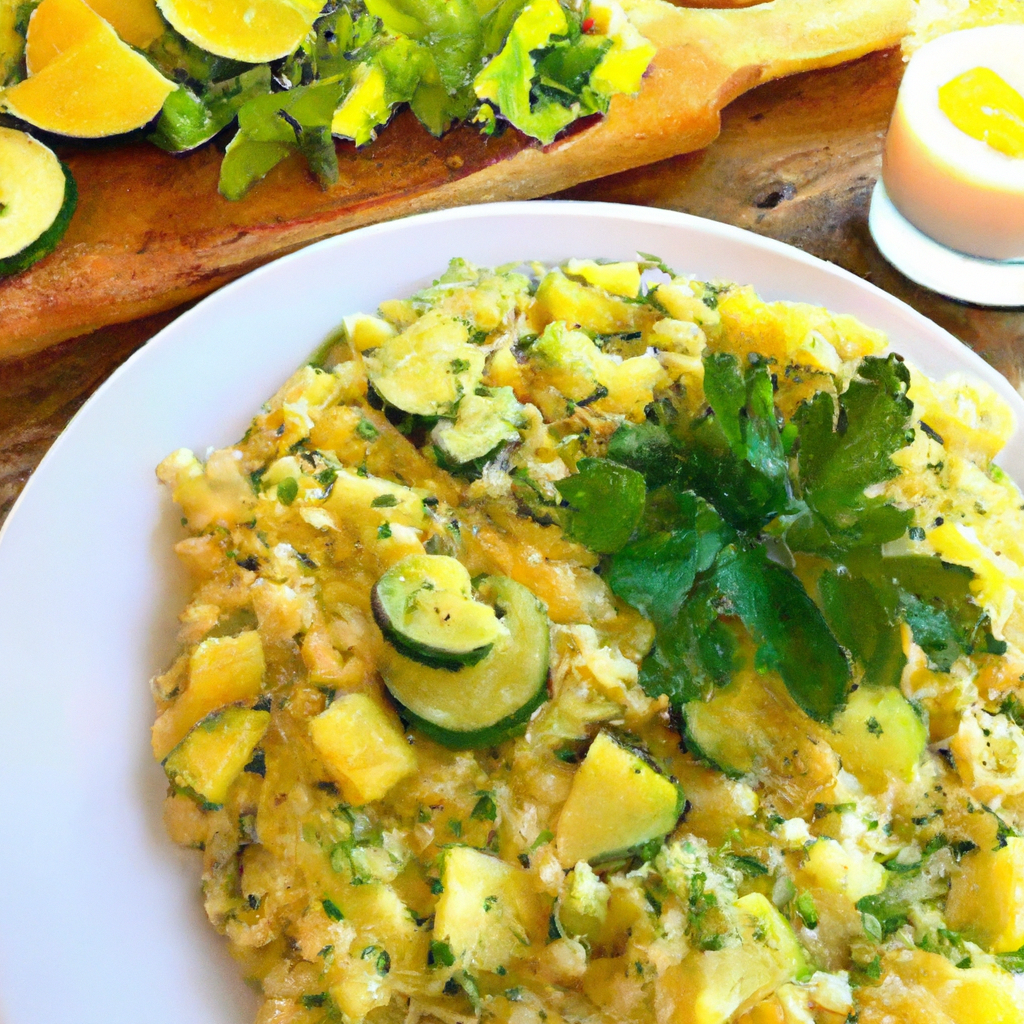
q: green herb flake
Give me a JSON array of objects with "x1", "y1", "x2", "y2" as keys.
[
  {"x1": 276, "y1": 477, "x2": 299, "y2": 506},
  {"x1": 430, "y1": 940, "x2": 456, "y2": 967},
  {"x1": 794, "y1": 892, "x2": 818, "y2": 929},
  {"x1": 471, "y1": 794, "x2": 498, "y2": 821},
  {"x1": 322, "y1": 898, "x2": 344, "y2": 921}
]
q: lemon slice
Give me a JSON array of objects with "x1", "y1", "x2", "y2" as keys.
[
  {"x1": 87, "y1": 0, "x2": 164, "y2": 48},
  {"x1": 155, "y1": 0, "x2": 324, "y2": 63},
  {"x1": 24, "y1": 0, "x2": 105, "y2": 74},
  {"x1": 3, "y1": 0, "x2": 174, "y2": 137},
  {"x1": 26, "y1": 0, "x2": 164, "y2": 71}
]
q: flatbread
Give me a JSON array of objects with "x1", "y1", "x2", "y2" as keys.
[{"x1": 0, "y1": 0, "x2": 916, "y2": 359}]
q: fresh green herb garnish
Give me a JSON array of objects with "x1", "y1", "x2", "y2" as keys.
[
  {"x1": 322, "y1": 897, "x2": 344, "y2": 921},
  {"x1": 430, "y1": 940, "x2": 456, "y2": 967},
  {"x1": 276, "y1": 477, "x2": 299, "y2": 505},
  {"x1": 555, "y1": 458, "x2": 646, "y2": 554}
]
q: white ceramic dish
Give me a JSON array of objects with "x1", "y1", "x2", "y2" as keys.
[
  {"x1": 1, "y1": 201, "x2": 1023, "y2": 1024},
  {"x1": 869, "y1": 180, "x2": 1024, "y2": 308}
]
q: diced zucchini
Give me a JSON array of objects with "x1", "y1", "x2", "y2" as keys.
[
  {"x1": 309, "y1": 692, "x2": 417, "y2": 805},
  {"x1": 164, "y1": 705, "x2": 270, "y2": 806},
  {"x1": 563, "y1": 259, "x2": 641, "y2": 299},
  {"x1": 555, "y1": 732, "x2": 682, "y2": 867},
  {"x1": 682, "y1": 680, "x2": 759, "y2": 778},
  {"x1": 532, "y1": 268, "x2": 638, "y2": 335},
  {"x1": 152, "y1": 631, "x2": 266, "y2": 760},
  {"x1": 380, "y1": 575, "x2": 549, "y2": 748},
  {"x1": 365, "y1": 310, "x2": 485, "y2": 416},
  {"x1": 372, "y1": 554, "x2": 506, "y2": 670},
  {"x1": 829, "y1": 686, "x2": 927, "y2": 793},
  {"x1": 557, "y1": 862, "x2": 610, "y2": 942},
  {"x1": 659, "y1": 893, "x2": 806, "y2": 1024},
  {"x1": 734, "y1": 893, "x2": 808, "y2": 978},
  {"x1": 530, "y1": 321, "x2": 606, "y2": 403},
  {"x1": 331, "y1": 62, "x2": 389, "y2": 146},
  {"x1": 323, "y1": 468, "x2": 426, "y2": 530},
  {"x1": 434, "y1": 846, "x2": 532, "y2": 972},
  {"x1": 431, "y1": 387, "x2": 525, "y2": 466},
  {"x1": 946, "y1": 837, "x2": 1024, "y2": 953},
  {"x1": 799, "y1": 837, "x2": 886, "y2": 903},
  {"x1": 342, "y1": 312, "x2": 397, "y2": 352},
  {"x1": 0, "y1": 127, "x2": 77, "y2": 277}
]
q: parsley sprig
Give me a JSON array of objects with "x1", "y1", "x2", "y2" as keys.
[{"x1": 564, "y1": 352, "x2": 993, "y2": 722}]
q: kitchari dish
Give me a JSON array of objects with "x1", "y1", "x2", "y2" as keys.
[{"x1": 153, "y1": 256, "x2": 1024, "y2": 1024}]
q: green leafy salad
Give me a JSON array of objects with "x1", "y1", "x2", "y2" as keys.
[{"x1": 0, "y1": 0, "x2": 655, "y2": 201}]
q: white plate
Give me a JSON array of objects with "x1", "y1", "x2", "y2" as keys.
[{"x1": 1, "y1": 201, "x2": 1023, "y2": 1024}]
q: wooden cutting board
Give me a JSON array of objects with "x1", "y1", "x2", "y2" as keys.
[
  {"x1": 0, "y1": 0, "x2": 912, "y2": 358},
  {"x1": 2, "y1": 47, "x2": 1023, "y2": 529}
]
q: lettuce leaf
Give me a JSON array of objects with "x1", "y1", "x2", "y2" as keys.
[
  {"x1": 219, "y1": 80, "x2": 346, "y2": 200},
  {"x1": 474, "y1": 0, "x2": 578, "y2": 143},
  {"x1": 366, "y1": 0, "x2": 482, "y2": 133},
  {"x1": 149, "y1": 65, "x2": 272, "y2": 153}
]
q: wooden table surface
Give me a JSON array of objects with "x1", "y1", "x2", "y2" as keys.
[{"x1": 2, "y1": 46, "x2": 1022, "y2": 528}]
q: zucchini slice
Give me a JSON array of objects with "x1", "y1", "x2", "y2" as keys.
[
  {"x1": 163, "y1": 705, "x2": 270, "y2": 807},
  {"x1": 829, "y1": 685, "x2": 927, "y2": 793},
  {"x1": 431, "y1": 387, "x2": 526, "y2": 466},
  {"x1": 0, "y1": 128, "x2": 77, "y2": 276},
  {"x1": 555, "y1": 732, "x2": 683, "y2": 867},
  {"x1": 380, "y1": 575, "x2": 550, "y2": 748},
  {"x1": 372, "y1": 554, "x2": 506, "y2": 670},
  {"x1": 365, "y1": 310, "x2": 485, "y2": 417}
]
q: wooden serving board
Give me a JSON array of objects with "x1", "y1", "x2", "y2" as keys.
[
  {"x1": 2, "y1": 47, "x2": 1023, "y2": 529},
  {"x1": 0, "y1": 0, "x2": 912, "y2": 358}
]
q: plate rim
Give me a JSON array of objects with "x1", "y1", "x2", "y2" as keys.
[{"x1": 4, "y1": 198, "x2": 1023, "y2": 548}]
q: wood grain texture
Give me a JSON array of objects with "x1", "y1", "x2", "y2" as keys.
[
  {"x1": 0, "y1": 0, "x2": 912, "y2": 358},
  {"x1": 2, "y1": 47, "x2": 1023, "y2": 530},
  {"x1": 559, "y1": 48, "x2": 1024, "y2": 388}
]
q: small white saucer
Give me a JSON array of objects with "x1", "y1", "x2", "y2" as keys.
[{"x1": 869, "y1": 180, "x2": 1024, "y2": 308}]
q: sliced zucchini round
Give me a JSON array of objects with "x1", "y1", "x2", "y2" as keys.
[
  {"x1": 381, "y1": 575, "x2": 550, "y2": 748},
  {"x1": 372, "y1": 554, "x2": 506, "y2": 670},
  {"x1": 365, "y1": 310, "x2": 485, "y2": 417},
  {"x1": 0, "y1": 128, "x2": 77, "y2": 276},
  {"x1": 682, "y1": 686, "x2": 757, "y2": 779}
]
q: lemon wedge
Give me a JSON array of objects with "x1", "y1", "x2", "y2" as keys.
[
  {"x1": 87, "y1": 0, "x2": 164, "y2": 48},
  {"x1": 3, "y1": 0, "x2": 174, "y2": 137},
  {"x1": 155, "y1": 0, "x2": 324, "y2": 63}
]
